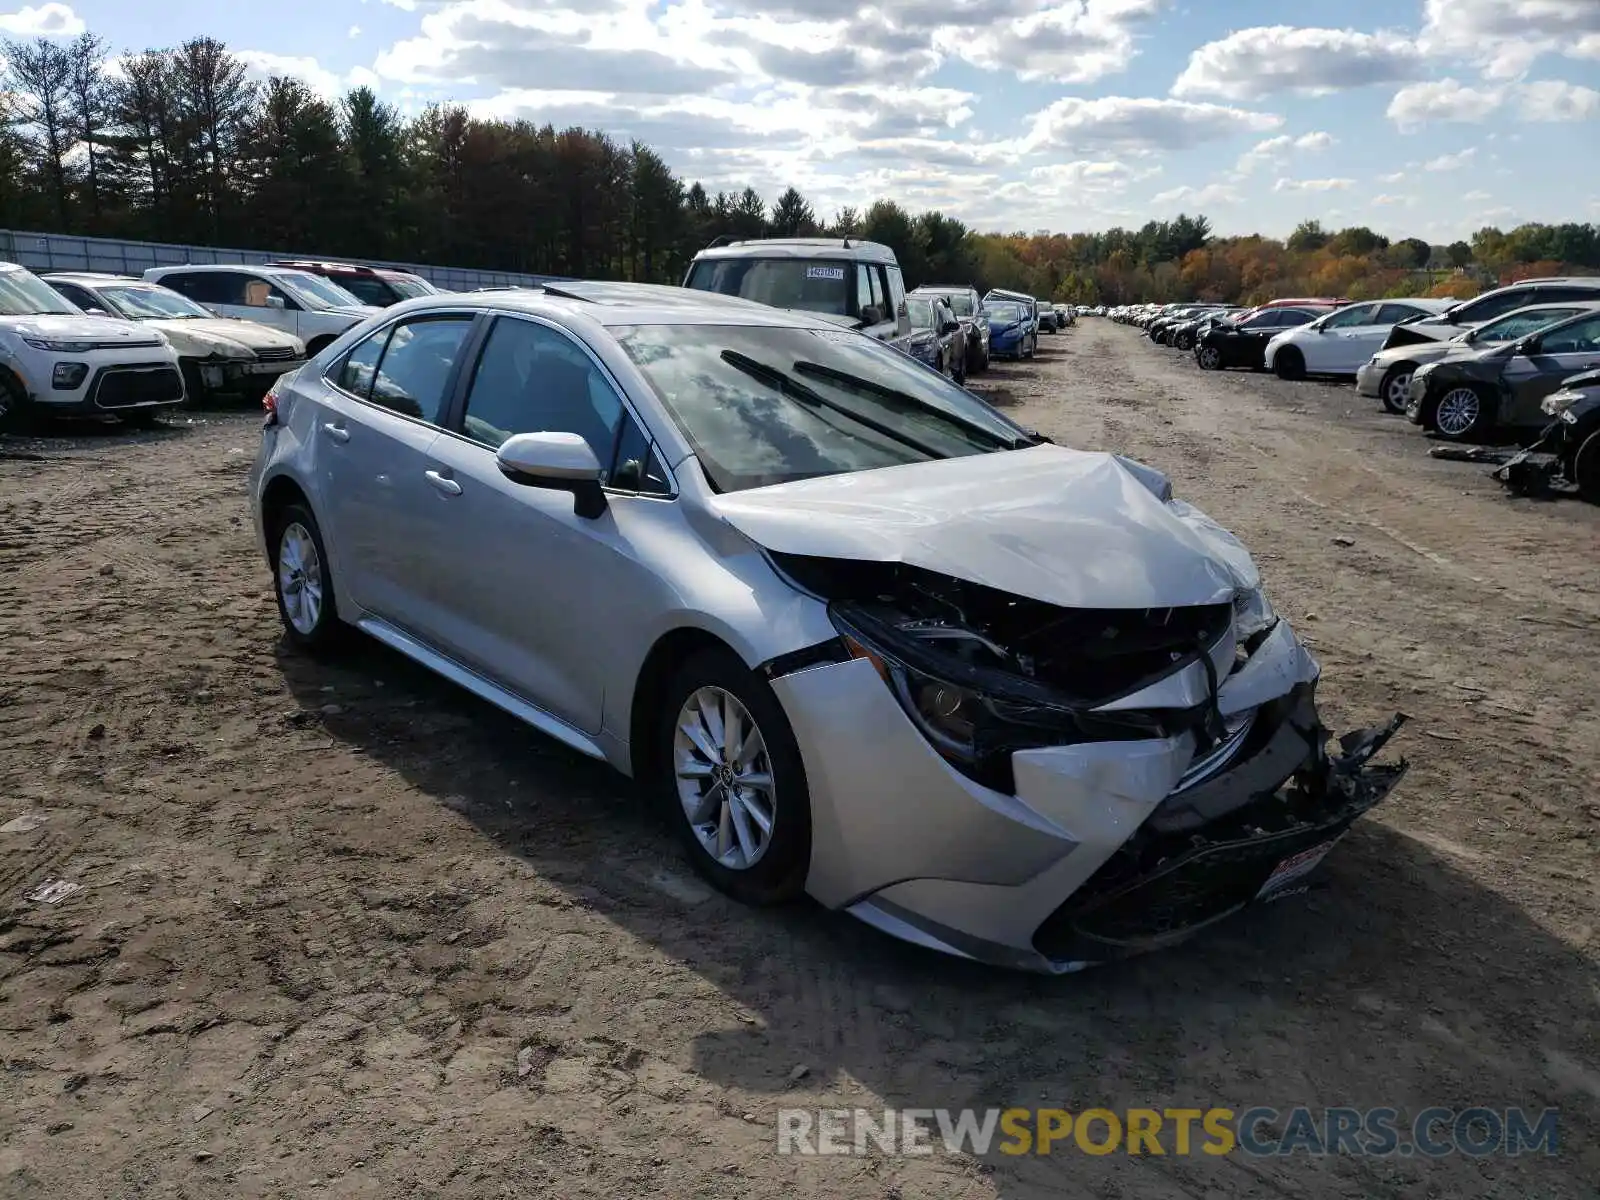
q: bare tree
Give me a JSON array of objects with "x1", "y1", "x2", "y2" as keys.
[
  {"x1": 3, "y1": 36, "x2": 75, "y2": 225},
  {"x1": 65, "y1": 31, "x2": 111, "y2": 218}
]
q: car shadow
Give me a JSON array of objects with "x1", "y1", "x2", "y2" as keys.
[{"x1": 276, "y1": 637, "x2": 1600, "y2": 1196}]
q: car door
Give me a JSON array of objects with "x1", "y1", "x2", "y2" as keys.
[
  {"x1": 414, "y1": 313, "x2": 669, "y2": 733},
  {"x1": 232, "y1": 273, "x2": 304, "y2": 337},
  {"x1": 314, "y1": 312, "x2": 479, "y2": 630},
  {"x1": 856, "y1": 264, "x2": 898, "y2": 343},
  {"x1": 1299, "y1": 303, "x2": 1379, "y2": 373},
  {"x1": 1503, "y1": 313, "x2": 1600, "y2": 426}
]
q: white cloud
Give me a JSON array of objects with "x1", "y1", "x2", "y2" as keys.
[
  {"x1": 955, "y1": 0, "x2": 1169, "y2": 84},
  {"x1": 1378, "y1": 170, "x2": 1408, "y2": 183},
  {"x1": 1518, "y1": 79, "x2": 1600, "y2": 121},
  {"x1": 1419, "y1": 0, "x2": 1600, "y2": 79},
  {"x1": 1387, "y1": 78, "x2": 1508, "y2": 129},
  {"x1": 1236, "y1": 130, "x2": 1334, "y2": 173},
  {"x1": 1462, "y1": 189, "x2": 1493, "y2": 202},
  {"x1": 1172, "y1": 26, "x2": 1421, "y2": 101},
  {"x1": 1025, "y1": 95, "x2": 1281, "y2": 154},
  {"x1": 1389, "y1": 77, "x2": 1600, "y2": 128},
  {"x1": 1273, "y1": 177, "x2": 1353, "y2": 192},
  {"x1": 1151, "y1": 181, "x2": 1241, "y2": 208},
  {"x1": 349, "y1": 25, "x2": 362, "y2": 38},
  {"x1": 1423, "y1": 147, "x2": 1476, "y2": 170},
  {"x1": 0, "y1": 2, "x2": 83, "y2": 36},
  {"x1": 238, "y1": 51, "x2": 377, "y2": 100},
  {"x1": 1369, "y1": 194, "x2": 1415, "y2": 206}
]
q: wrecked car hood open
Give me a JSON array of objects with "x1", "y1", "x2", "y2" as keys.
[{"x1": 711, "y1": 445, "x2": 1260, "y2": 609}]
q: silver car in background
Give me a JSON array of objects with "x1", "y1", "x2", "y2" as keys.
[{"x1": 249, "y1": 282, "x2": 1408, "y2": 973}]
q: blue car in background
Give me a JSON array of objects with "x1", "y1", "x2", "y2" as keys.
[{"x1": 986, "y1": 301, "x2": 1036, "y2": 360}]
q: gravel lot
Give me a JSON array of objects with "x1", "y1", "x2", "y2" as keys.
[{"x1": 2, "y1": 319, "x2": 1597, "y2": 1198}]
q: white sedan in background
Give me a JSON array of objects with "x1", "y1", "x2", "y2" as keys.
[{"x1": 1264, "y1": 299, "x2": 1456, "y2": 380}]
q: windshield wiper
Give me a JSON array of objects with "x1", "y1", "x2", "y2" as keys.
[
  {"x1": 791, "y1": 359, "x2": 1043, "y2": 450},
  {"x1": 719, "y1": 350, "x2": 945, "y2": 460}
]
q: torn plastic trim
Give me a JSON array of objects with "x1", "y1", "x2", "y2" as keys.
[{"x1": 759, "y1": 637, "x2": 852, "y2": 681}]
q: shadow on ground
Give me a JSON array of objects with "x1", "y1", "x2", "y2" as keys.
[{"x1": 278, "y1": 635, "x2": 1599, "y2": 1197}]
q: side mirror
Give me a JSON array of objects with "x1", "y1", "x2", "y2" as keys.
[
  {"x1": 265, "y1": 295, "x2": 286, "y2": 309},
  {"x1": 85, "y1": 307, "x2": 108, "y2": 316},
  {"x1": 1512, "y1": 337, "x2": 1536, "y2": 355},
  {"x1": 495, "y1": 431, "x2": 608, "y2": 519}
]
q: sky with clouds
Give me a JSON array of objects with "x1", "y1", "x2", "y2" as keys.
[{"x1": 3, "y1": 0, "x2": 1598, "y2": 241}]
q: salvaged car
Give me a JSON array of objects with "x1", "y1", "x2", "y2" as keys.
[
  {"x1": 1407, "y1": 308, "x2": 1600, "y2": 441},
  {"x1": 1195, "y1": 306, "x2": 1332, "y2": 371},
  {"x1": 1358, "y1": 302, "x2": 1600, "y2": 414},
  {"x1": 1495, "y1": 368, "x2": 1600, "y2": 503},
  {"x1": 901, "y1": 295, "x2": 965, "y2": 381},
  {"x1": 985, "y1": 301, "x2": 1036, "y2": 359},
  {"x1": 250, "y1": 282, "x2": 1408, "y2": 973},
  {"x1": 1381, "y1": 277, "x2": 1600, "y2": 349},
  {"x1": 43, "y1": 272, "x2": 306, "y2": 401}
]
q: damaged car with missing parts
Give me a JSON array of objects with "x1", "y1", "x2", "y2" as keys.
[{"x1": 250, "y1": 283, "x2": 1408, "y2": 974}]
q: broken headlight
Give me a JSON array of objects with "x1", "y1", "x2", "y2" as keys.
[
  {"x1": 1542, "y1": 389, "x2": 1583, "y2": 422},
  {"x1": 1232, "y1": 586, "x2": 1278, "y2": 642}
]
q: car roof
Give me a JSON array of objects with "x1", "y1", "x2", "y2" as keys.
[
  {"x1": 42, "y1": 271, "x2": 146, "y2": 284},
  {"x1": 149, "y1": 263, "x2": 305, "y2": 277},
  {"x1": 689, "y1": 237, "x2": 897, "y2": 264},
  {"x1": 910, "y1": 284, "x2": 976, "y2": 294},
  {"x1": 269, "y1": 259, "x2": 423, "y2": 280},
  {"x1": 390, "y1": 280, "x2": 847, "y2": 330}
]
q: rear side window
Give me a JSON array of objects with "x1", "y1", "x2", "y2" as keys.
[
  {"x1": 333, "y1": 326, "x2": 390, "y2": 398},
  {"x1": 1375, "y1": 303, "x2": 1425, "y2": 325},
  {"x1": 1537, "y1": 315, "x2": 1600, "y2": 355},
  {"x1": 1277, "y1": 310, "x2": 1316, "y2": 328},
  {"x1": 1459, "y1": 288, "x2": 1539, "y2": 324},
  {"x1": 369, "y1": 316, "x2": 476, "y2": 422},
  {"x1": 164, "y1": 271, "x2": 251, "y2": 305},
  {"x1": 334, "y1": 276, "x2": 396, "y2": 307},
  {"x1": 885, "y1": 266, "x2": 906, "y2": 313},
  {"x1": 1535, "y1": 285, "x2": 1600, "y2": 304}
]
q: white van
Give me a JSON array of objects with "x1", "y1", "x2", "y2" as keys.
[{"x1": 683, "y1": 237, "x2": 911, "y2": 345}]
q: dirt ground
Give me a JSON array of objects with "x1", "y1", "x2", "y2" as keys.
[{"x1": 1, "y1": 319, "x2": 1597, "y2": 1199}]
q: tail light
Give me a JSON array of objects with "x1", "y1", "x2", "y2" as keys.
[{"x1": 262, "y1": 380, "x2": 282, "y2": 427}]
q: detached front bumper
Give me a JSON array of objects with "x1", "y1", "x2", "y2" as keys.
[
  {"x1": 772, "y1": 619, "x2": 1408, "y2": 973},
  {"x1": 183, "y1": 354, "x2": 306, "y2": 394}
]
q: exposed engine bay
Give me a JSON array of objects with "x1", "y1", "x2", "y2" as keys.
[{"x1": 769, "y1": 552, "x2": 1244, "y2": 792}]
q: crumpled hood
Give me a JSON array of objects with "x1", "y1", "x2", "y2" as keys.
[
  {"x1": 713, "y1": 444, "x2": 1260, "y2": 609},
  {"x1": 0, "y1": 313, "x2": 163, "y2": 344},
  {"x1": 142, "y1": 317, "x2": 302, "y2": 356}
]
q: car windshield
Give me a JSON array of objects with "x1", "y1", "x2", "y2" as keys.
[
  {"x1": 684, "y1": 257, "x2": 851, "y2": 316},
  {"x1": 389, "y1": 276, "x2": 436, "y2": 299},
  {"x1": 614, "y1": 323, "x2": 1033, "y2": 493},
  {"x1": 988, "y1": 303, "x2": 1023, "y2": 322},
  {"x1": 907, "y1": 298, "x2": 936, "y2": 329},
  {"x1": 939, "y1": 293, "x2": 974, "y2": 316},
  {"x1": 98, "y1": 284, "x2": 212, "y2": 320},
  {"x1": 0, "y1": 266, "x2": 80, "y2": 316},
  {"x1": 274, "y1": 271, "x2": 365, "y2": 309}
]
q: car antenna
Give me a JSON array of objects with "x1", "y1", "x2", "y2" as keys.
[
  {"x1": 842, "y1": 237, "x2": 852, "y2": 249},
  {"x1": 706, "y1": 234, "x2": 735, "y2": 248}
]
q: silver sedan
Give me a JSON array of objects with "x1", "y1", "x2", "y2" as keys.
[{"x1": 249, "y1": 282, "x2": 1408, "y2": 972}]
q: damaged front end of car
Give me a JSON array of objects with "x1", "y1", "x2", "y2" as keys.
[{"x1": 763, "y1": 550, "x2": 1410, "y2": 972}]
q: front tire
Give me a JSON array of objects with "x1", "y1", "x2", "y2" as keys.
[
  {"x1": 0, "y1": 371, "x2": 27, "y2": 432},
  {"x1": 1432, "y1": 384, "x2": 1494, "y2": 441},
  {"x1": 1379, "y1": 363, "x2": 1417, "y2": 415},
  {"x1": 1174, "y1": 331, "x2": 1194, "y2": 352},
  {"x1": 1572, "y1": 429, "x2": 1600, "y2": 505},
  {"x1": 1274, "y1": 347, "x2": 1306, "y2": 381},
  {"x1": 269, "y1": 502, "x2": 344, "y2": 653},
  {"x1": 657, "y1": 647, "x2": 811, "y2": 905},
  {"x1": 1196, "y1": 345, "x2": 1222, "y2": 371}
]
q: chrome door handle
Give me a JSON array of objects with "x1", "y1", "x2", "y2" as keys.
[
  {"x1": 321, "y1": 422, "x2": 349, "y2": 443},
  {"x1": 425, "y1": 470, "x2": 462, "y2": 497}
]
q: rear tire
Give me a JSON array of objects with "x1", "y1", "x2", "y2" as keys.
[
  {"x1": 0, "y1": 371, "x2": 27, "y2": 433},
  {"x1": 1275, "y1": 347, "x2": 1305, "y2": 381},
  {"x1": 269, "y1": 502, "x2": 345, "y2": 654},
  {"x1": 1174, "y1": 332, "x2": 1194, "y2": 352},
  {"x1": 1379, "y1": 363, "x2": 1417, "y2": 415},
  {"x1": 1432, "y1": 384, "x2": 1494, "y2": 442},
  {"x1": 655, "y1": 647, "x2": 811, "y2": 906}
]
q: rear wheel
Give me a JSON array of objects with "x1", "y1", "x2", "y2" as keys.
[
  {"x1": 269, "y1": 502, "x2": 344, "y2": 653},
  {"x1": 1379, "y1": 363, "x2": 1417, "y2": 415},
  {"x1": 1274, "y1": 346, "x2": 1305, "y2": 381},
  {"x1": 1174, "y1": 331, "x2": 1194, "y2": 352}
]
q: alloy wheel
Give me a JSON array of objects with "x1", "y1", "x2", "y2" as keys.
[
  {"x1": 276, "y1": 522, "x2": 325, "y2": 635},
  {"x1": 1384, "y1": 371, "x2": 1413, "y2": 413},
  {"x1": 674, "y1": 686, "x2": 776, "y2": 870},
  {"x1": 1435, "y1": 387, "x2": 1482, "y2": 438},
  {"x1": 1197, "y1": 346, "x2": 1221, "y2": 370}
]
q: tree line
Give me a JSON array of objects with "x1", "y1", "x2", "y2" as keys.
[{"x1": 3, "y1": 30, "x2": 1598, "y2": 305}]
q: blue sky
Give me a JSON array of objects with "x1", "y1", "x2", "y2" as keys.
[{"x1": 6, "y1": 0, "x2": 1599, "y2": 241}]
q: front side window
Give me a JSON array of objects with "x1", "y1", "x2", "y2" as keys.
[
  {"x1": 613, "y1": 322, "x2": 1030, "y2": 493},
  {"x1": 459, "y1": 316, "x2": 626, "y2": 465},
  {"x1": 369, "y1": 315, "x2": 475, "y2": 421},
  {"x1": 1276, "y1": 310, "x2": 1318, "y2": 328},
  {"x1": 885, "y1": 266, "x2": 906, "y2": 314},
  {"x1": 1474, "y1": 308, "x2": 1582, "y2": 343},
  {"x1": 1374, "y1": 303, "x2": 1426, "y2": 326},
  {"x1": 1458, "y1": 288, "x2": 1539, "y2": 325},
  {"x1": 333, "y1": 276, "x2": 396, "y2": 307},
  {"x1": 944, "y1": 292, "x2": 974, "y2": 317},
  {"x1": 684, "y1": 257, "x2": 850, "y2": 316},
  {"x1": 45, "y1": 281, "x2": 97, "y2": 311},
  {"x1": 1319, "y1": 303, "x2": 1379, "y2": 330},
  {"x1": 1536, "y1": 315, "x2": 1600, "y2": 355},
  {"x1": 239, "y1": 275, "x2": 296, "y2": 310},
  {"x1": 907, "y1": 298, "x2": 935, "y2": 330}
]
